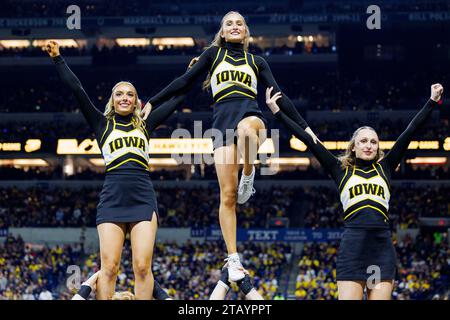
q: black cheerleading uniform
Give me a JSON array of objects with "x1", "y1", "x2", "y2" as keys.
[
  {"x1": 53, "y1": 55, "x2": 186, "y2": 225},
  {"x1": 146, "y1": 41, "x2": 308, "y2": 149},
  {"x1": 273, "y1": 99, "x2": 439, "y2": 281}
]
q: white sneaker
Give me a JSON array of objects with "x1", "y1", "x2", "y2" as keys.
[
  {"x1": 223, "y1": 254, "x2": 245, "y2": 282},
  {"x1": 237, "y1": 166, "x2": 256, "y2": 204}
]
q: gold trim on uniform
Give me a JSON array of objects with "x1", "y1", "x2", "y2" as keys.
[
  {"x1": 100, "y1": 120, "x2": 110, "y2": 145},
  {"x1": 250, "y1": 54, "x2": 259, "y2": 74},
  {"x1": 374, "y1": 163, "x2": 391, "y2": 191},
  {"x1": 106, "y1": 158, "x2": 149, "y2": 172},
  {"x1": 216, "y1": 90, "x2": 256, "y2": 102},
  {"x1": 226, "y1": 55, "x2": 245, "y2": 62},
  {"x1": 105, "y1": 150, "x2": 149, "y2": 172},
  {"x1": 355, "y1": 168, "x2": 376, "y2": 173},
  {"x1": 338, "y1": 166, "x2": 349, "y2": 189},
  {"x1": 344, "y1": 204, "x2": 389, "y2": 221},
  {"x1": 339, "y1": 165, "x2": 356, "y2": 196},
  {"x1": 210, "y1": 47, "x2": 222, "y2": 71}
]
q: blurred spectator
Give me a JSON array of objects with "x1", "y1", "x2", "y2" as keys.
[
  {"x1": 1, "y1": 63, "x2": 448, "y2": 112},
  {"x1": 1, "y1": 232, "x2": 448, "y2": 300},
  {"x1": 0, "y1": 184, "x2": 448, "y2": 228}
]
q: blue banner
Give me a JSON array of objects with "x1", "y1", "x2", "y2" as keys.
[
  {"x1": 1, "y1": 12, "x2": 449, "y2": 29},
  {"x1": 191, "y1": 227, "x2": 343, "y2": 242}
]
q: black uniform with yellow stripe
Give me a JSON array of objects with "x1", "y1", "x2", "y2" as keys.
[
  {"x1": 273, "y1": 98, "x2": 439, "y2": 281},
  {"x1": 147, "y1": 41, "x2": 308, "y2": 149},
  {"x1": 53, "y1": 55, "x2": 185, "y2": 225}
]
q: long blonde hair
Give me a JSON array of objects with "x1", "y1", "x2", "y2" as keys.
[
  {"x1": 338, "y1": 126, "x2": 384, "y2": 169},
  {"x1": 104, "y1": 81, "x2": 145, "y2": 131},
  {"x1": 202, "y1": 11, "x2": 251, "y2": 90}
]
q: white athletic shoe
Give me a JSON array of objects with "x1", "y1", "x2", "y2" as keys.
[
  {"x1": 237, "y1": 166, "x2": 256, "y2": 204},
  {"x1": 223, "y1": 253, "x2": 245, "y2": 282}
]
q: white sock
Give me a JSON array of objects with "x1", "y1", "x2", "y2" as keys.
[{"x1": 228, "y1": 252, "x2": 240, "y2": 260}]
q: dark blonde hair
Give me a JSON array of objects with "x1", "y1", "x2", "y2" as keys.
[
  {"x1": 338, "y1": 126, "x2": 384, "y2": 169},
  {"x1": 202, "y1": 11, "x2": 251, "y2": 90}
]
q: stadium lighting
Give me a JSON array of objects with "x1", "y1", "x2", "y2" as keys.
[
  {"x1": 0, "y1": 139, "x2": 42, "y2": 152},
  {"x1": 149, "y1": 158, "x2": 179, "y2": 166},
  {"x1": 115, "y1": 38, "x2": 151, "y2": 46},
  {"x1": 89, "y1": 158, "x2": 105, "y2": 166},
  {"x1": 236, "y1": 157, "x2": 310, "y2": 165},
  {"x1": 0, "y1": 142, "x2": 21, "y2": 152},
  {"x1": 149, "y1": 138, "x2": 213, "y2": 154},
  {"x1": 444, "y1": 138, "x2": 450, "y2": 151},
  {"x1": 267, "y1": 158, "x2": 311, "y2": 165},
  {"x1": 64, "y1": 157, "x2": 74, "y2": 176},
  {"x1": 406, "y1": 157, "x2": 447, "y2": 165},
  {"x1": 152, "y1": 37, "x2": 195, "y2": 46},
  {"x1": 83, "y1": 157, "x2": 312, "y2": 167},
  {"x1": 0, "y1": 40, "x2": 30, "y2": 48},
  {"x1": 24, "y1": 139, "x2": 42, "y2": 153},
  {"x1": 297, "y1": 36, "x2": 303, "y2": 42},
  {"x1": 0, "y1": 159, "x2": 48, "y2": 167},
  {"x1": 57, "y1": 139, "x2": 101, "y2": 155},
  {"x1": 32, "y1": 39, "x2": 79, "y2": 47}
]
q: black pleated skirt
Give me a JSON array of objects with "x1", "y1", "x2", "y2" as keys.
[
  {"x1": 336, "y1": 228, "x2": 397, "y2": 281},
  {"x1": 212, "y1": 98, "x2": 267, "y2": 150},
  {"x1": 96, "y1": 170, "x2": 158, "y2": 225}
]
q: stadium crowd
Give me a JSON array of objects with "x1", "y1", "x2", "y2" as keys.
[
  {"x1": 0, "y1": 186, "x2": 294, "y2": 228},
  {"x1": 0, "y1": 41, "x2": 333, "y2": 58},
  {"x1": 1, "y1": 232, "x2": 447, "y2": 300},
  {"x1": 0, "y1": 234, "x2": 82, "y2": 300},
  {"x1": 67, "y1": 240, "x2": 291, "y2": 300},
  {"x1": 0, "y1": 235, "x2": 290, "y2": 300},
  {"x1": 0, "y1": 185, "x2": 448, "y2": 229},
  {"x1": 2, "y1": 69, "x2": 448, "y2": 112},
  {"x1": 0, "y1": 163, "x2": 449, "y2": 181}
]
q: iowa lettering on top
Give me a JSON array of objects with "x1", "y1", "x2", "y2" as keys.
[
  {"x1": 349, "y1": 183, "x2": 386, "y2": 199},
  {"x1": 109, "y1": 136, "x2": 146, "y2": 152},
  {"x1": 216, "y1": 70, "x2": 252, "y2": 86}
]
